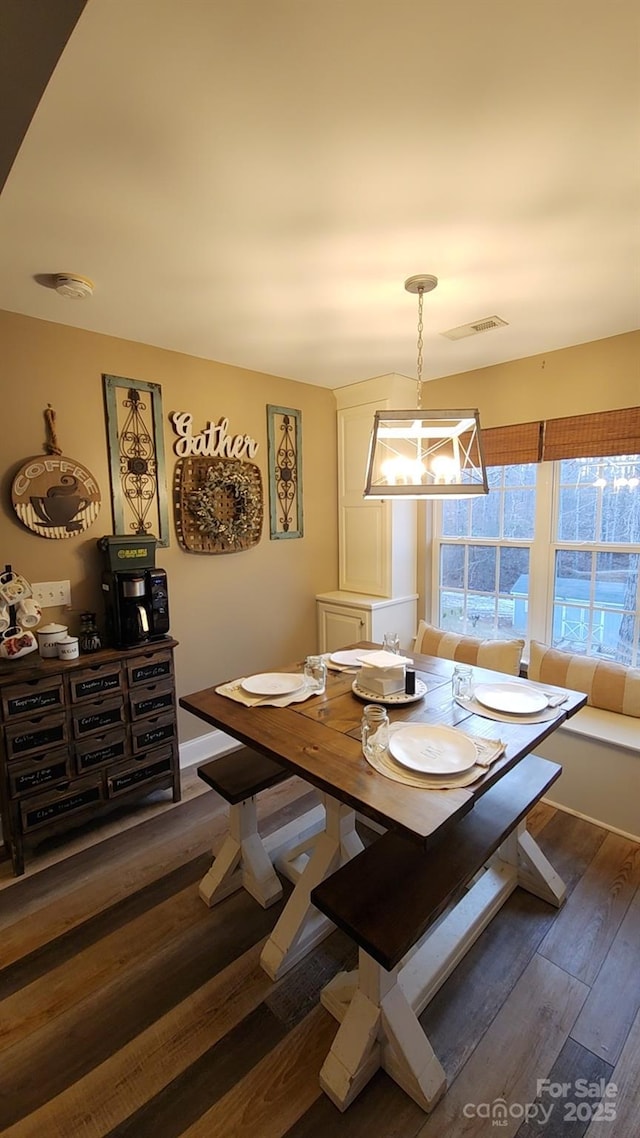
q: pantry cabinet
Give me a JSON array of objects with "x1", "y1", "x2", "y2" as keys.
[{"x1": 0, "y1": 640, "x2": 180, "y2": 875}]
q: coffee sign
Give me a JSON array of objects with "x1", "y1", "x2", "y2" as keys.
[{"x1": 12, "y1": 455, "x2": 101, "y2": 539}]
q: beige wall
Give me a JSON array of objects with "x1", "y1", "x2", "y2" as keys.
[
  {"x1": 0, "y1": 310, "x2": 338, "y2": 741},
  {"x1": 422, "y1": 331, "x2": 639, "y2": 427}
]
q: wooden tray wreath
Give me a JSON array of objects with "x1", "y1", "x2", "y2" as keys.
[{"x1": 173, "y1": 456, "x2": 263, "y2": 553}]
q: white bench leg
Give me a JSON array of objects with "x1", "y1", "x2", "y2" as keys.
[
  {"x1": 199, "y1": 796, "x2": 283, "y2": 909},
  {"x1": 320, "y1": 950, "x2": 446, "y2": 1113},
  {"x1": 499, "y1": 820, "x2": 567, "y2": 908},
  {"x1": 260, "y1": 794, "x2": 364, "y2": 980}
]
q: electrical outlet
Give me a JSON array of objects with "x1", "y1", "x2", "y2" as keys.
[{"x1": 31, "y1": 580, "x2": 72, "y2": 608}]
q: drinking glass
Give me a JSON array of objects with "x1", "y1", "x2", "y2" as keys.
[
  {"x1": 382, "y1": 632, "x2": 401, "y2": 654},
  {"x1": 361, "y1": 704, "x2": 389, "y2": 760},
  {"x1": 452, "y1": 664, "x2": 473, "y2": 700},
  {"x1": 304, "y1": 654, "x2": 327, "y2": 694}
]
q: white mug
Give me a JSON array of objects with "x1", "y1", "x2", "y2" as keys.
[
  {"x1": 17, "y1": 598, "x2": 41, "y2": 628},
  {"x1": 0, "y1": 604, "x2": 9, "y2": 633}
]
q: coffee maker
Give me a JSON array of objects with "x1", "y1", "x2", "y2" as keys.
[{"x1": 98, "y1": 536, "x2": 170, "y2": 649}]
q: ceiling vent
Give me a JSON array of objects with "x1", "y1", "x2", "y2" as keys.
[{"x1": 441, "y1": 315, "x2": 508, "y2": 341}]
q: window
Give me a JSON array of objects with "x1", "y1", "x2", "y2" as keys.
[{"x1": 433, "y1": 454, "x2": 640, "y2": 665}]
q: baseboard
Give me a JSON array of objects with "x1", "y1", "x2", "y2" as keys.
[
  {"x1": 542, "y1": 796, "x2": 640, "y2": 844},
  {"x1": 179, "y1": 728, "x2": 242, "y2": 769}
]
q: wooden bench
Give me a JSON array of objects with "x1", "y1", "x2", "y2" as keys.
[
  {"x1": 310, "y1": 753, "x2": 564, "y2": 1113},
  {"x1": 197, "y1": 747, "x2": 291, "y2": 908}
]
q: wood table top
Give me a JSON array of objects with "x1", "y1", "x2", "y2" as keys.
[{"x1": 180, "y1": 643, "x2": 586, "y2": 849}]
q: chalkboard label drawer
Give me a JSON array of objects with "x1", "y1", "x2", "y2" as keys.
[
  {"x1": 129, "y1": 679, "x2": 175, "y2": 721},
  {"x1": 5, "y1": 713, "x2": 67, "y2": 759},
  {"x1": 71, "y1": 696, "x2": 126, "y2": 739},
  {"x1": 131, "y1": 710, "x2": 176, "y2": 754},
  {"x1": 8, "y1": 749, "x2": 72, "y2": 798},
  {"x1": 107, "y1": 746, "x2": 174, "y2": 798},
  {"x1": 127, "y1": 650, "x2": 173, "y2": 688},
  {"x1": 75, "y1": 728, "x2": 128, "y2": 773},
  {"x1": 21, "y1": 775, "x2": 105, "y2": 833},
  {"x1": 69, "y1": 662, "x2": 124, "y2": 704},
  {"x1": 2, "y1": 675, "x2": 64, "y2": 720}
]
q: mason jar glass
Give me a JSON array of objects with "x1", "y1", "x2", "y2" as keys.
[{"x1": 361, "y1": 704, "x2": 389, "y2": 760}]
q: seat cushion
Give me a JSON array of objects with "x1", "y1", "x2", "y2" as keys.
[
  {"x1": 414, "y1": 621, "x2": 524, "y2": 676},
  {"x1": 528, "y1": 641, "x2": 640, "y2": 717}
]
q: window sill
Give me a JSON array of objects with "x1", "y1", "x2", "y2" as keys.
[{"x1": 558, "y1": 705, "x2": 640, "y2": 754}]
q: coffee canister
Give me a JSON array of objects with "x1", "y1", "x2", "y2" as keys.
[
  {"x1": 37, "y1": 622, "x2": 68, "y2": 658},
  {"x1": 57, "y1": 635, "x2": 80, "y2": 661}
]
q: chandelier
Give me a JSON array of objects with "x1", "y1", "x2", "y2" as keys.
[{"x1": 363, "y1": 275, "x2": 489, "y2": 499}]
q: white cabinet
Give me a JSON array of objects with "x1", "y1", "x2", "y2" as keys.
[
  {"x1": 317, "y1": 375, "x2": 419, "y2": 652},
  {"x1": 316, "y1": 591, "x2": 418, "y2": 653},
  {"x1": 336, "y1": 377, "x2": 417, "y2": 599}
]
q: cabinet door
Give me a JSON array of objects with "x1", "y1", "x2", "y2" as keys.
[{"x1": 318, "y1": 605, "x2": 370, "y2": 653}]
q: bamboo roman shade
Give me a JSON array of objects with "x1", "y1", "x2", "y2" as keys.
[
  {"x1": 481, "y1": 407, "x2": 640, "y2": 467},
  {"x1": 481, "y1": 421, "x2": 543, "y2": 467},
  {"x1": 541, "y1": 407, "x2": 640, "y2": 462}
]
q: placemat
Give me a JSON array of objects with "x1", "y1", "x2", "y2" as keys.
[
  {"x1": 363, "y1": 723, "x2": 505, "y2": 789},
  {"x1": 455, "y1": 693, "x2": 565, "y2": 724},
  {"x1": 216, "y1": 677, "x2": 315, "y2": 708}
]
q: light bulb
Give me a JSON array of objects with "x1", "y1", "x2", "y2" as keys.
[{"x1": 431, "y1": 454, "x2": 459, "y2": 485}]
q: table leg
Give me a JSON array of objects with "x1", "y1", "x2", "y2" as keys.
[{"x1": 260, "y1": 794, "x2": 364, "y2": 981}]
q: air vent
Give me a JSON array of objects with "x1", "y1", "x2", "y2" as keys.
[{"x1": 441, "y1": 315, "x2": 508, "y2": 341}]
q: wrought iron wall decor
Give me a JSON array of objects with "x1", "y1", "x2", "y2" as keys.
[
  {"x1": 103, "y1": 375, "x2": 169, "y2": 547},
  {"x1": 173, "y1": 456, "x2": 263, "y2": 553},
  {"x1": 267, "y1": 405, "x2": 303, "y2": 540}
]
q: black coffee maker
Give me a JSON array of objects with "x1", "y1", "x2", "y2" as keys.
[{"x1": 98, "y1": 536, "x2": 170, "y2": 649}]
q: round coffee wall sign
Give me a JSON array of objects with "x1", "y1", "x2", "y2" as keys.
[{"x1": 12, "y1": 454, "x2": 102, "y2": 539}]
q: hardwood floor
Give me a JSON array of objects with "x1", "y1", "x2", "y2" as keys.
[{"x1": 1, "y1": 770, "x2": 639, "y2": 1138}]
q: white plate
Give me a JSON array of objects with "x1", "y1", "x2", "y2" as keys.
[
  {"x1": 473, "y1": 682, "x2": 548, "y2": 715},
  {"x1": 241, "y1": 673, "x2": 305, "y2": 696},
  {"x1": 389, "y1": 725, "x2": 477, "y2": 774},
  {"x1": 351, "y1": 679, "x2": 427, "y2": 705},
  {"x1": 330, "y1": 649, "x2": 378, "y2": 667}
]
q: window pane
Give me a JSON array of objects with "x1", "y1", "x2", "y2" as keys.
[
  {"x1": 558, "y1": 485, "x2": 597, "y2": 541},
  {"x1": 504, "y1": 463, "x2": 536, "y2": 487},
  {"x1": 468, "y1": 545, "x2": 496, "y2": 591},
  {"x1": 503, "y1": 488, "x2": 536, "y2": 539},
  {"x1": 439, "y1": 591, "x2": 464, "y2": 630},
  {"x1": 441, "y1": 498, "x2": 469, "y2": 537},
  {"x1": 440, "y1": 544, "x2": 465, "y2": 588},
  {"x1": 470, "y1": 493, "x2": 500, "y2": 538}
]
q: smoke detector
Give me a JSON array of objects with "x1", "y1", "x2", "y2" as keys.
[{"x1": 55, "y1": 273, "x2": 94, "y2": 299}]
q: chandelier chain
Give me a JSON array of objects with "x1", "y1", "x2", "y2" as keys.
[{"x1": 416, "y1": 286, "x2": 424, "y2": 408}]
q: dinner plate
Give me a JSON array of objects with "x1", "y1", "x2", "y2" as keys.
[
  {"x1": 389, "y1": 725, "x2": 477, "y2": 774},
  {"x1": 330, "y1": 649, "x2": 378, "y2": 667},
  {"x1": 241, "y1": 673, "x2": 305, "y2": 696},
  {"x1": 473, "y1": 682, "x2": 548, "y2": 715}
]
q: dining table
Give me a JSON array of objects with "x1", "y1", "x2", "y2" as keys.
[{"x1": 180, "y1": 642, "x2": 586, "y2": 985}]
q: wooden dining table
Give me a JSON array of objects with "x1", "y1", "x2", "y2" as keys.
[{"x1": 180, "y1": 642, "x2": 586, "y2": 981}]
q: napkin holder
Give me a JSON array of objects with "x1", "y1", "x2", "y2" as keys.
[{"x1": 357, "y1": 649, "x2": 412, "y2": 696}]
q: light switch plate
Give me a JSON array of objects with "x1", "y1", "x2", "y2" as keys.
[{"x1": 31, "y1": 580, "x2": 72, "y2": 608}]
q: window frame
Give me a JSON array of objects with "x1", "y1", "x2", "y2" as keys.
[{"x1": 430, "y1": 457, "x2": 640, "y2": 665}]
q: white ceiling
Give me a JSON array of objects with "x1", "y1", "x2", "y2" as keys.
[{"x1": 0, "y1": 0, "x2": 638, "y2": 388}]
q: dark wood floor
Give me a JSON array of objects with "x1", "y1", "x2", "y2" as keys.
[{"x1": 1, "y1": 769, "x2": 639, "y2": 1138}]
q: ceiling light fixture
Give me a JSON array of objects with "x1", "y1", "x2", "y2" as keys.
[
  {"x1": 363, "y1": 275, "x2": 489, "y2": 499},
  {"x1": 55, "y1": 273, "x2": 94, "y2": 299}
]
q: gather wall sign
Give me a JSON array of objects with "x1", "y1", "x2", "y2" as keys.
[{"x1": 170, "y1": 411, "x2": 263, "y2": 554}]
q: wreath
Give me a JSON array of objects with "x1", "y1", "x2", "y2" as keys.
[{"x1": 186, "y1": 460, "x2": 262, "y2": 547}]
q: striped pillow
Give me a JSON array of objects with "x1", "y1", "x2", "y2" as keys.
[
  {"x1": 529, "y1": 641, "x2": 640, "y2": 717},
  {"x1": 414, "y1": 621, "x2": 524, "y2": 676}
]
